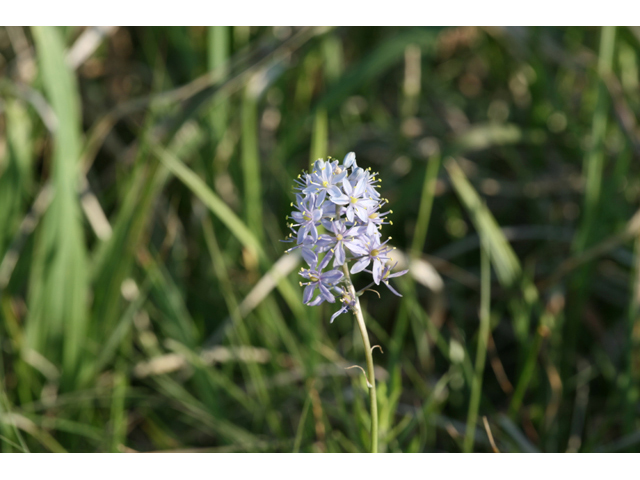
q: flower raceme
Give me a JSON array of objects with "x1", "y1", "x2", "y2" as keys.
[{"x1": 284, "y1": 153, "x2": 408, "y2": 322}]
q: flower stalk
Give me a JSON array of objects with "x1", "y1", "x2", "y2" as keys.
[{"x1": 342, "y1": 262, "x2": 378, "y2": 453}]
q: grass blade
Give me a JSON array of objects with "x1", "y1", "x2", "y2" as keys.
[{"x1": 28, "y1": 26, "x2": 88, "y2": 384}]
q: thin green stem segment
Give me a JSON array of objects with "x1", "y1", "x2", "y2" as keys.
[
  {"x1": 464, "y1": 244, "x2": 491, "y2": 453},
  {"x1": 342, "y1": 263, "x2": 378, "y2": 453},
  {"x1": 411, "y1": 153, "x2": 441, "y2": 257}
]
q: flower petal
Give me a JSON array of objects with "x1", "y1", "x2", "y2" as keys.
[
  {"x1": 317, "y1": 189, "x2": 327, "y2": 205},
  {"x1": 344, "y1": 240, "x2": 367, "y2": 256},
  {"x1": 387, "y1": 269, "x2": 409, "y2": 279},
  {"x1": 343, "y1": 152, "x2": 356, "y2": 168},
  {"x1": 355, "y1": 205, "x2": 369, "y2": 223},
  {"x1": 322, "y1": 269, "x2": 343, "y2": 284},
  {"x1": 301, "y1": 247, "x2": 317, "y2": 267},
  {"x1": 384, "y1": 281, "x2": 402, "y2": 297},
  {"x1": 308, "y1": 295, "x2": 324, "y2": 306},
  {"x1": 297, "y1": 224, "x2": 310, "y2": 244},
  {"x1": 333, "y1": 170, "x2": 347, "y2": 183},
  {"x1": 334, "y1": 243, "x2": 346, "y2": 266},
  {"x1": 330, "y1": 193, "x2": 349, "y2": 205},
  {"x1": 351, "y1": 257, "x2": 370, "y2": 274},
  {"x1": 372, "y1": 259, "x2": 383, "y2": 285},
  {"x1": 331, "y1": 305, "x2": 348, "y2": 323},
  {"x1": 318, "y1": 250, "x2": 334, "y2": 270},
  {"x1": 346, "y1": 207, "x2": 355, "y2": 223},
  {"x1": 353, "y1": 177, "x2": 366, "y2": 197},
  {"x1": 303, "y1": 284, "x2": 315, "y2": 304},
  {"x1": 342, "y1": 178, "x2": 353, "y2": 195},
  {"x1": 319, "y1": 284, "x2": 335, "y2": 303}
]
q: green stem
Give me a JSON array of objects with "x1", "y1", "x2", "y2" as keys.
[
  {"x1": 411, "y1": 153, "x2": 441, "y2": 257},
  {"x1": 464, "y1": 243, "x2": 491, "y2": 452},
  {"x1": 342, "y1": 263, "x2": 378, "y2": 453},
  {"x1": 509, "y1": 327, "x2": 545, "y2": 417}
]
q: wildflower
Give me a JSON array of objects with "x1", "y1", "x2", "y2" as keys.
[
  {"x1": 317, "y1": 220, "x2": 364, "y2": 266},
  {"x1": 364, "y1": 262, "x2": 408, "y2": 297},
  {"x1": 347, "y1": 234, "x2": 394, "y2": 284},
  {"x1": 348, "y1": 166, "x2": 381, "y2": 201},
  {"x1": 330, "y1": 287, "x2": 357, "y2": 323},
  {"x1": 289, "y1": 193, "x2": 332, "y2": 244},
  {"x1": 361, "y1": 204, "x2": 393, "y2": 236},
  {"x1": 299, "y1": 249, "x2": 343, "y2": 305},
  {"x1": 303, "y1": 158, "x2": 348, "y2": 204},
  {"x1": 283, "y1": 151, "x2": 406, "y2": 320},
  {"x1": 330, "y1": 176, "x2": 378, "y2": 223}
]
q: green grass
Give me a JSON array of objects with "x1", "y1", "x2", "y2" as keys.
[{"x1": 1, "y1": 26, "x2": 640, "y2": 452}]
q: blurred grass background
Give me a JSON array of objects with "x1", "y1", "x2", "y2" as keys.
[{"x1": 1, "y1": 25, "x2": 640, "y2": 452}]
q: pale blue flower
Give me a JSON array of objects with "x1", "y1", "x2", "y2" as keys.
[
  {"x1": 299, "y1": 249, "x2": 343, "y2": 305},
  {"x1": 361, "y1": 204, "x2": 392, "y2": 236},
  {"x1": 330, "y1": 176, "x2": 378, "y2": 223},
  {"x1": 303, "y1": 159, "x2": 348, "y2": 205},
  {"x1": 317, "y1": 220, "x2": 365, "y2": 267},
  {"x1": 347, "y1": 234, "x2": 393, "y2": 284},
  {"x1": 364, "y1": 262, "x2": 408, "y2": 296},
  {"x1": 348, "y1": 167, "x2": 381, "y2": 200}
]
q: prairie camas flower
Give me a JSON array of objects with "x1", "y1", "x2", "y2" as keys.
[
  {"x1": 288, "y1": 193, "x2": 331, "y2": 244},
  {"x1": 283, "y1": 152, "x2": 408, "y2": 321},
  {"x1": 364, "y1": 262, "x2": 409, "y2": 297},
  {"x1": 299, "y1": 249, "x2": 343, "y2": 305},
  {"x1": 347, "y1": 234, "x2": 393, "y2": 283},
  {"x1": 303, "y1": 159, "x2": 348, "y2": 204},
  {"x1": 317, "y1": 220, "x2": 364, "y2": 267},
  {"x1": 331, "y1": 176, "x2": 378, "y2": 223}
]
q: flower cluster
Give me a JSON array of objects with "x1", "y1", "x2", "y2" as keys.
[{"x1": 283, "y1": 152, "x2": 408, "y2": 322}]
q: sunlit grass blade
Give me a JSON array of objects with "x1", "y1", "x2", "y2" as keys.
[
  {"x1": 28, "y1": 26, "x2": 88, "y2": 385},
  {"x1": 155, "y1": 145, "x2": 264, "y2": 261},
  {"x1": 444, "y1": 157, "x2": 521, "y2": 288}
]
